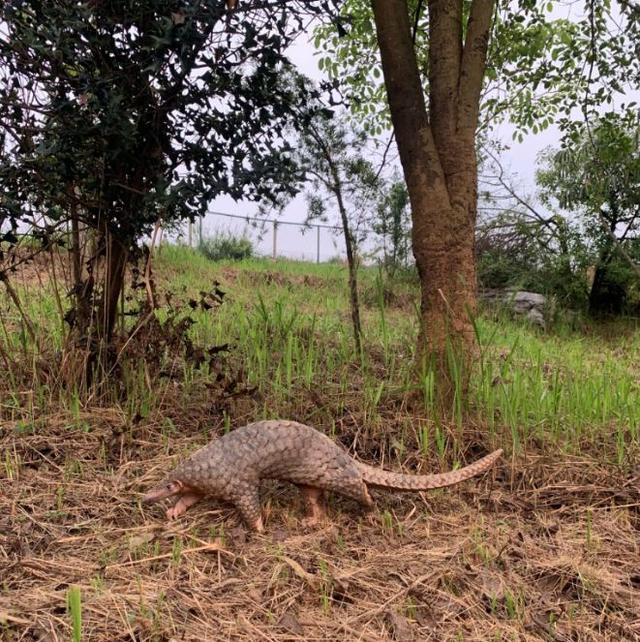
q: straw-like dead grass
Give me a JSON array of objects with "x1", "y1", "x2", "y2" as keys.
[{"x1": 2, "y1": 409, "x2": 639, "y2": 642}]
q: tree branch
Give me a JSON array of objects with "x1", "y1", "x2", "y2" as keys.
[
  {"x1": 428, "y1": 0, "x2": 463, "y2": 139},
  {"x1": 457, "y1": 0, "x2": 495, "y2": 133},
  {"x1": 371, "y1": 0, "x2": 448, "y2": 208}
]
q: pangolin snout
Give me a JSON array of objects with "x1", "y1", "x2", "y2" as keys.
[{"x1": 141, "y1": 480, "x2": 183, "y2": 504}]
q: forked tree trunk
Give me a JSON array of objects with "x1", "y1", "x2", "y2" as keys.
[
  {"x1": 65, "y1": 226, "x2": 128, "y2": 387},
  {"x1": 100, "y1": 232, "x2": 128, "y2": 344},
  {"x1": 371, "y1": 0, "x2": 494, "y2": 401}
]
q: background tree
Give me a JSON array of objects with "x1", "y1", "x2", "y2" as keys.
[
  {"x1": 293, "y1": 113, "x2": 381, "y2": 356},
  {"x1": 537, "y1": 113, "x2": 640, "y2": 314},
  {"x1": 476, "y1": 149, "x2": 589, "y2": 308},
  {"x1": 314, "y1": 0, "x2": 640, "y2": 399},
  {"x1": 0, "y1": 0, "x2": 335, "y2": 382},
  {"x1": 373, "y1": 177, "x2": 411, "y2": 276}
]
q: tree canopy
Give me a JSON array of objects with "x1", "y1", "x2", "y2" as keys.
[
  {"x1": 537, "y1": 113, "x2": 640, "y2": 313},
  {"x1": 0, "y1": 0, "x2": 336, "y2": 248},
  {"x1": 0, "y1": 0, "x2": 339, "y2": 356},
  {"x1": 314, "y1": 1, "x2": 640, "y2": 141}
]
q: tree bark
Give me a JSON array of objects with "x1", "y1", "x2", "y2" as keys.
[
  {"x1": 334, "y1": 182, "x2": 363, "y2": 357},
  {"x1": 100, "y1": 231, "x2": 129, "y2": 344},
  {"x1": 371, "y1": 0, "x2": 494, "y2": 400},
  {"x1": 69, "y1": 197, "x2": 93, "y2": 338},
  {"x1": 66, "y1": 226, "x2": 128, "y2": 386}
]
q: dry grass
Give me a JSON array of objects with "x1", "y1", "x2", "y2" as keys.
[{"x1": 2, "y1": 408, "x2": 639, "y2": 642}]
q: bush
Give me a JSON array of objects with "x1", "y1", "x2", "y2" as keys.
[
  {"x1": 476, "y1": 215, "x2": 591, "y2": 310},
  {"x1": 477, "y1": 249, "x2": 590, "y2": 308},
  {"x1": 198, "y1": 232, "x2": 254, "y2": 262},
  {"x1": 588, "y1": 255, "x2": 640, "y2": 315}
]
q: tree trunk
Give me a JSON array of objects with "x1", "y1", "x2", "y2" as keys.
[
  {"x1": 589, "y1": 238, "x2": 626, "y2": 315},
  {"x1": 62, "y1": 225, "x2": 129, "y2": 388},
  {"x1": 70, "y1": 208, "x2": 93, "y2": 337},
  {"x1": 333, "y1": 170, "x2": 363, "y2": 356},
  {"x1": 100, "y1": 231, "x2": 128, "y2": 344},
  {"x1": 340, "y1": 215, "x2": 363, "y2": 357},
  {"x1": 371, "y1": 0, "x2": 494, "y2": 401}
]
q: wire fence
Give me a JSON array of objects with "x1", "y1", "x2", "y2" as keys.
[{"x1": 178, "y1": 210, "x2": 379, "y2": 263}]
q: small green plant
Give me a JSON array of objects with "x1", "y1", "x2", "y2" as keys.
[
  {"x1": 64, "y1": 458, "x2": 83, "y2": 481},
  {"x1": 419, "y1": 423, "x2": 430, "y2": 456},
  {"x1": 433, "y1": 421, "x2": 447, "y2": 460},
  {"x1": 472, "y1": 526, "x2": 493, "y2": 564},
  {"x1": 56, "y1": 486, "x2": 65, "y2": 512},
  {"x1": 90, "y1": 575, "x2": 105, "y2": 594},
  {"x1": 97, "y1": 546, "x2": 120, "y2": 567},
  {"x1": 365, "y1": 380, "x2": 385, "y2": 412},
  {"x1": 171, "y1": 537, "x2": 183, "y2": 565},
  {"x1": 317, "y1": 558, "x2": 332, "y2": 613},
  {"x1": 380, "y1": 509, "x2": 404, "y2": 535},
  {"x1": 198, "y1": 231, "x2": 254, "y2": 262},
  {"x1": 14, "y1": 420, "x2": 35, "y2": 435},
  {"x1": 503, "y1": 588, "x2": 523, "y2": 620},
  {"x1": 208, "y1": 524, "x2": 226, "y2": 545},
  {"x1": 66, "y1": 585, "x2": 82, "y2": 642},
  {"x1": 2, "y1": 447, "x2": 21, "y2": 481},
  {"x1": 405, "y1": 595, "x2": 417, "y2": 619},
  {"x1": 380, "y1": 510, "x2": 393, "y2": 532}
]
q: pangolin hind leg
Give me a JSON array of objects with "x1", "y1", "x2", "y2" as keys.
[
  {"x1": 297, "y1": 485, "x2": 327, "y2": 526},
  {"x1": 319, "y1": 474, "x2": 374, "y2": 508}
]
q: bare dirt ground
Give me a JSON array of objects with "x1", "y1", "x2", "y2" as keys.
[{"x1": 2, "y1": 410, "x2": 639, "y2": 642}]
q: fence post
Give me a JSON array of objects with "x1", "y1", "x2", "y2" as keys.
[
  {"x1": 316, "y1": 225, "x2": 320, "y2": 264},
  {"x1": 199, "y1": 215, "x2": 203, "y2": 247},
  {"x1": 272, "y1": 220, "x2": 277, "y2": 260}
]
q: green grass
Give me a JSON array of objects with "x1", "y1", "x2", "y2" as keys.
[
  {"x1": 1, "y1": 244, "x2": 639, "y2": 466},
  {"x1": 66, "y1": 586, "x2": 82, "y2": 642}
]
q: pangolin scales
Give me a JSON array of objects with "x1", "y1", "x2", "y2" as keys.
[{"x1": 142, "y1": 420, "x2": 502, "y2": 531}]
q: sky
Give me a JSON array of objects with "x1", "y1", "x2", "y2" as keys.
[
  {"x1": 198, "y1": 33, "x2": 553, "y2": 262},
  {"x1": 199, "y1": 36, "x2": 363, "y2": 262},
  {"x1": 195, "y1": 3, "x2": 620, "y2": 261},
  {"x1": 200, "y1": 36, "x2": 353, "y2": 261}
]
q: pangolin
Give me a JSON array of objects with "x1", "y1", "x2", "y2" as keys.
[{"x1": 142, "y1": 420, "x2": 502, "y2": 532}]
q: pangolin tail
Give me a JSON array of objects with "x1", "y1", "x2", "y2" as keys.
[{"x1": 358, "y1": 449, "x2": 503, "y2": 491}]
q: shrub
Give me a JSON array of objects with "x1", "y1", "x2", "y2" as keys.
[{"x1": 198, "y1": 232, "x2": 254, "y2": 262}]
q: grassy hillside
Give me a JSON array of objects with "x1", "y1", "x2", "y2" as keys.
[
  {"x1": 5, "y1": 244, "x2": 638, "y2": 460},
  {"x1": 1, "y1": 246, "x2": 639, "y2": 641}
]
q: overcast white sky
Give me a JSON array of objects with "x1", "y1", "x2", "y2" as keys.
[
  {"x1": 201, "y1": 36, "x2": 352, "y2": 261},
  {"x1": 201, "y1": 32, "x2": 553, "y2": 262},
  {"x1": 199, "y1": 4, "x2": 626, "y2": 261}
]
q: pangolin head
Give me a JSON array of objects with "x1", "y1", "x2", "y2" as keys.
[{"x1": 142, "y1": 478, "x2": 185, "y2": 504}]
